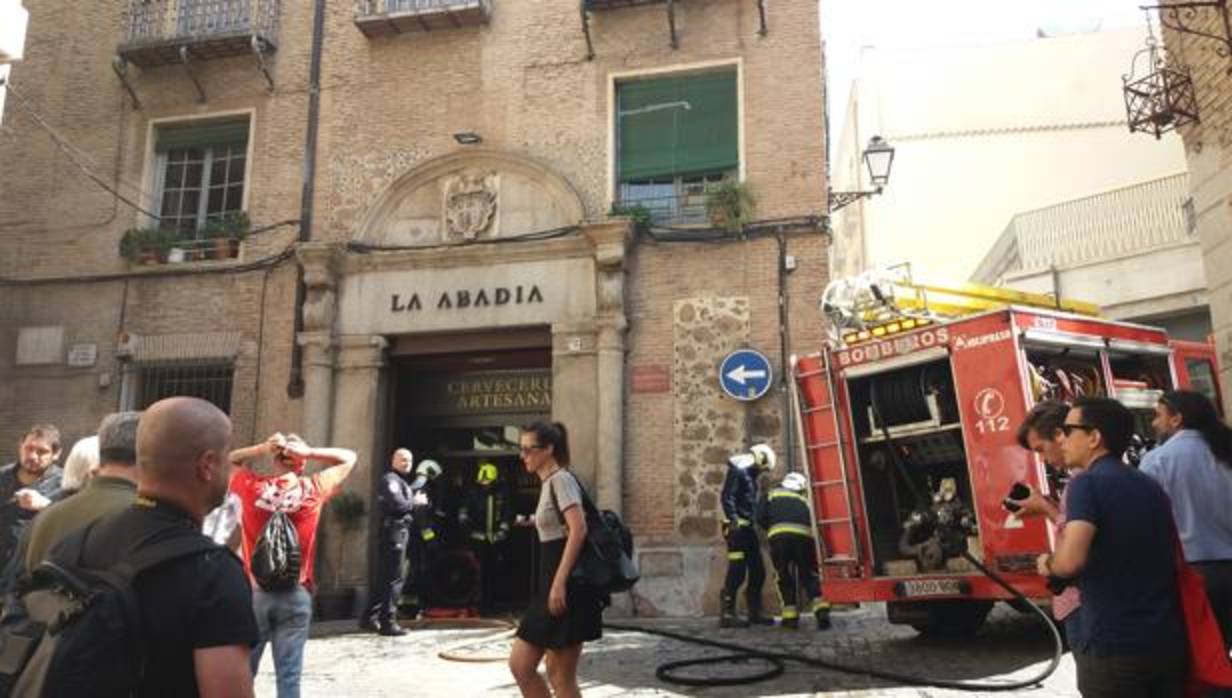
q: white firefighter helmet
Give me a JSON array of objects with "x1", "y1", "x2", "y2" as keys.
[
  {"x1": 781, "y1": 472, "x2": 807, "y2": 492},
  {"x1": 416, "y1": 459, "x2": 443, "y2": 480},
  {"x1": 750, "y1": 443, "x2": 776, "y2": 471}
]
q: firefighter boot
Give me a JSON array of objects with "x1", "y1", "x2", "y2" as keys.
[
  {"x1": 746, "y1": 596, "x2": 775, "y2": 626},
  {"x1": 719, "y1": 593, "x2": 747, "y2": 628},
  {"x1": 813, "y1": 601, "x2": 833, "y2": 631}
]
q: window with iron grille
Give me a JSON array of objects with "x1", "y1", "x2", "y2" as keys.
[
  {"x1": 153, "y1": 118, "x2": 249, "y2": 237},
  {"x1": 130, "y1": 362, "x2": 235, "y2": 414},
  {"x1": 615, "y1": 71, "x2": 738, "y2": 225}
]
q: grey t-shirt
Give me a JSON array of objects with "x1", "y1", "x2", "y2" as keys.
[{"x1": 535, "y1": 470, "x2": 583, "y2": 542}]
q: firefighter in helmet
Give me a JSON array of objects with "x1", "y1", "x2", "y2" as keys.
[
  {"x1": 759, "y1": 471, "x2": 831, "y2": 630},
  {"x1": 458, "y1": 461, "x2": 512, "y2": 611},
  {"x1": 363, "y1": 448, "x2": 417, "y2": 635},
  {"x1": 405, "y1": 459, "x2": 443, "y2": 613},
  {"x1": 719, "y1": 443, "x2": 776, "y2": 628}
]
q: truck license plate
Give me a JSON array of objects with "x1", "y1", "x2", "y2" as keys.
[{"x1": 899, "y1": 579, "x2": 964, "y2": 597}]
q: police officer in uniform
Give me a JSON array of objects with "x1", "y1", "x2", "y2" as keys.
[
  {"x1": 759, "y1": 472, "x2": 831, "y2": 630},
  {"x1": 363, "y1": 448, "x2": 417, "y2": 635},
  {"x1": 406, "y1": 459, "x2": 442, "y2": 613},
  {"x1": 719, "y1": 443, "x2": 776, "y2": 628},
  {"x1": 458, "y1": 461, "x2": 512, "y2": 611}
]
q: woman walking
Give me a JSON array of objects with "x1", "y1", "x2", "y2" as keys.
[{"x1": 508, "y1": 422, "x2": 602, "y2": 698}]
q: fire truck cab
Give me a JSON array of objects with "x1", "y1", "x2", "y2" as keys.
[{"x1": 793, "y1": 273, "x2": 1222, "y2": 636}]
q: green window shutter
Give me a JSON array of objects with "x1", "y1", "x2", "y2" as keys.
[
  {"x1": 618, "y1": 72, "x2": 738, "y2": 181},
  {"x1": 155, "y1": 119, "x2": 250, "y2": 153}
]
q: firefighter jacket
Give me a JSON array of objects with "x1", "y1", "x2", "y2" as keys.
[
  {"x1": 757, "y1": 486, "x2": 814, "y2": 539},
  {"x1": 459, "y1": 486, "x2": 512, "y2": 544},
  {"x1": 378, "y1": 471, "x2": 416, "y2": 525},
  {"x1": 410, "y1": 480, "x2": 440, "y2": 543},
  {"x1": 721, "y1": 454, "x2": 761, "y2": 529}
]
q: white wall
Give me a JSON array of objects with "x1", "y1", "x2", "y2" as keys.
[{"x1": 831, "y1": 28, "x2": 1188, "y2": 282}]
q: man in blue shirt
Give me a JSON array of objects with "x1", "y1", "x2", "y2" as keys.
[
  {"x1": 1038, "y1": 396, "x2": 1186, "y2": 698},
  {"x1": 1141, "y1": 390, "x2": 1232, "y2": 673}
]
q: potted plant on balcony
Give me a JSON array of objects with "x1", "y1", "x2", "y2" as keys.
[
  {"x1": 119, "y1": 227, "x2": 161, "y2": 265},
  {"x1": 608, "y1": 203, "x2": 652, "y2": 235},
  {"x1": 704, "y1": 179, "x2": 757, "y2": 234},
  {"x1": 203, "y1": 211, "x2": 251, "y2": 260}
]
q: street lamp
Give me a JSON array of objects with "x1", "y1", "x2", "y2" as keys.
[{"x1": 829, "y1": 135, "x2": 896, "y2": 212}]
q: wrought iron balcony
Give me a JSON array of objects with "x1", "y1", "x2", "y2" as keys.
[
  {"x1": 355, "y1": 0, "x2": 491, "y2": 38},
  {"x1": 584, "y1": 0, "x2": 667, "y2": 8},
  {"x1": 117, "y1": 0, "x2": 280, "y2": 68}
]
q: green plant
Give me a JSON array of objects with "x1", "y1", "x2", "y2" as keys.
[
  {"x1": 609, "y1": 203, "x2": 652, "y2": 234},
  {"x1": 704, "y1": 179, "x2": 757, "y2": 234},
  {"x1": 118, "y1": 227, "x2": 151, "y2": 261},
  {"x1": 330, "y1": 490, "x2": 368, "y2": 532},
  {"x1": 201, "y1": 211, "x2": 250, "y2": 239}
]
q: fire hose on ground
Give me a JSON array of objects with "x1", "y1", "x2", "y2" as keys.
[{"x1": 434, "y1": 563, "x2": 1064, "y2": 691}]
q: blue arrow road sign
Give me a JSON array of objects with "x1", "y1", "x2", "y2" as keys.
[{"x1": 719, "y1": 349, "x2": 773, "y2": 401}]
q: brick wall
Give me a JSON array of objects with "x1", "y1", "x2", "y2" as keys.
[
  {"x1": 1163, "y1": 15, "x2": 1232, "y2": 412},
  {"x1": 0, "y1": 0, "x2": 829, "y2": 597}
]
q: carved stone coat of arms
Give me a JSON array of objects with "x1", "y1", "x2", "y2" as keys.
[{"x1": 443, "y1": 172, "x2": 498, "y2": 241}]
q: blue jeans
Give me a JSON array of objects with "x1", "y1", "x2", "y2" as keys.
[{"x1": 251, "y1": 585, "x2": 313, "y2": 698}]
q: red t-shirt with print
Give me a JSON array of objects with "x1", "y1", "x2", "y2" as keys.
[{"x1": 231, "y1": 468, "x2": 337, "y2": 592}]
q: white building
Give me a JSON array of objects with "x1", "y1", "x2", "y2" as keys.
[
  {"x1": 0, "y1": 0, "x2": 28, "y2": 125},
  {"x1": 971, "y1": 173, "x2": 1210, "y2": 340},
  {"x1": 830, "y1": 27, "x2": 1189, "y2": 284}
]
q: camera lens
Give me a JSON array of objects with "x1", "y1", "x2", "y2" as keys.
[{"x1": 1009, "y1": 483, "x2": 1030, "y2": 501}]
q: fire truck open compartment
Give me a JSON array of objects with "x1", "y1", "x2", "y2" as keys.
[{"x1": 845, "y1": 356, "x2": 980, "y2": 578}]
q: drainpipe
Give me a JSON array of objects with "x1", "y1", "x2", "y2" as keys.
[{"x1": 288, "y1": 0, "x2": 328, "y2": 398}]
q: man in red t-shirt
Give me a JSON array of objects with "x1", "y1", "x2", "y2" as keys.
[{"x1": 229, "y1": 433, "x2": 359, "y2": 698}]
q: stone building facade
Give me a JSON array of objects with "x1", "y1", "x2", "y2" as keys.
[
  {"x1": 0, "y1": 0, "x2": 828, "y2": 616},
  {"x1": 1159, "y1": 13, "x2": 1232, "y2": 413}
]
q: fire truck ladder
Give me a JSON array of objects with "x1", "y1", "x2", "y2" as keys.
[{"x1": 792, "y1": 352, "x2": 860, "y2": 567}]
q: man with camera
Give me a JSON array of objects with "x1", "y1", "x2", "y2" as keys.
[
  {"x1": 1006, "y1": 400, "x2": 1085, "y2": 643},
  {"x1": 1036, "y1": 397, "x2": 1185, "y2": 697}
]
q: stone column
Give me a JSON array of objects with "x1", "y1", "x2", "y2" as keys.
[
  {"x1": 296, "y1": 243, "x2": 343, "y2": 446},
  {"x1": 595, "y1": 317, "x2": 627, "y2": 513},
  {"x1": 586, "y1": 221, "x2": 631, "y2": 513},
  {"x1": 321, "y1": 334, "x2": 388, "y2": 589},
  {"x1": 296, "y1": 332, "x2": 335, "y2": 446},
  {"x1": 552, "y1": 322, "x2": 599, "y2": 492}
]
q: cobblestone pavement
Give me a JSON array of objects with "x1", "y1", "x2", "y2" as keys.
[{"x1": 254, "y1": 605, "x2": 1078, "y2": 697}]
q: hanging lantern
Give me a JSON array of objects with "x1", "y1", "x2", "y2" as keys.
[{"x1": 1123, "y1": 34, "x2": 1200, "y2": 140}]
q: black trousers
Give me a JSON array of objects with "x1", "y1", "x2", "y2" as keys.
[
  {"x1": 769, "y1": 534, "x2": 820, "y2": 616},
  {"x1": 373, "y1": 522, "x2": 410, "y2": 622},
  {"x1": 1073, "y1": 645, "x2": 1187, "y2": 698},
  {"x1": 1195, "y1": 560, "x2": 1232, "y2": 653},
  {"x1": 723, "y1": 526, "x2": 764, "y2": 602}
]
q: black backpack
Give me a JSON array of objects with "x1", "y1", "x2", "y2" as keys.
[
  {"x1": 0, "y1": 525, "x2": 217, "y2": 697},
  {"x1": 250, "y1": 510, "x2": 301, "y2": 592},
  {"x1": 550, "y1": 472, "x2": 639, "y2": 595}
]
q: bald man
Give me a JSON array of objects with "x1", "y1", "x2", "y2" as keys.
[
  {"x1": 362, "y1": 448, "x2": 417, "y2": 635},
  {"x1": 72, "y1": 397, "x2": 258, "y2": 698}
]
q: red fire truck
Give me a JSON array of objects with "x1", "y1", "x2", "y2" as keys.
[{"x1": 792, "y1": 273, "x2": 1222, "y2": 635}]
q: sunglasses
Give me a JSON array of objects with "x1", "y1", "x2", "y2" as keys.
[
  {"x1": 519, "y1": 445, "x2": 546, "y2": 455},
  {"x1": 1061, "y1": 423, "x2": 1097, "y2": 436}
]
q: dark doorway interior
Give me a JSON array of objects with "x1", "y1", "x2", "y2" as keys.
[{"x1": 388, "y1": 337, "x2": 551, "y2": 616}]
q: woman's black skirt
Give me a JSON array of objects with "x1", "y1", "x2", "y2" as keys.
[{"x1": 515, "y1": 538, "x2": 603, "y2": 649}]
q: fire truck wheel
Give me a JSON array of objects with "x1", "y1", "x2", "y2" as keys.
[{"x1": 908, "y1": 600, "x2": 994, "y2": 638}]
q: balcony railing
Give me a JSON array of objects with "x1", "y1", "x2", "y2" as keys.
[
  {"x1": 355, "y1": 0, "x2": 491, "y2": 38},
  {"x1": 615, "y1": 192, "x2": 709, "y2": 227},
  {"x1": 584, "y1": 0, "x2": 667, "y2": 9},
  {"x1": 118, "y1": 0, "x2": 280, "y2": 67},
  {"x1": 972, "y1": 173, "x2": 1194, "y2": 283}
]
